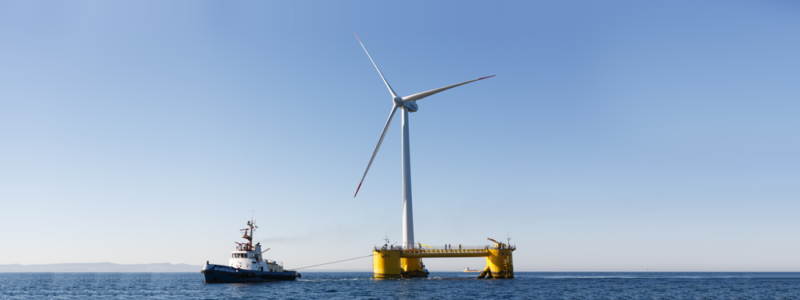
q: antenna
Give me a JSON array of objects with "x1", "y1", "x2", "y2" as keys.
[
  {"x1": 383, "y1": 233, "x2": 390, "y2": 245},
  {"x1": 507, "y1": 232, "x2": 511, "y2": 246}
]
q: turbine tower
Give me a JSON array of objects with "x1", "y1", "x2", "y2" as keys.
[{"x1": 353, "y1": 34, "x2": 494, "y2": 249}]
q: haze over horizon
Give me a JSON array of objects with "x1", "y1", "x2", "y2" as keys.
[{"x1": 1, "y1": 0, "x2": 798, "y2": 272}]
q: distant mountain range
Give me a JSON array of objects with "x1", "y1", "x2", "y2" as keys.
[{"x1": 0, "y1": 263, "x2": 202, "y2": 272}]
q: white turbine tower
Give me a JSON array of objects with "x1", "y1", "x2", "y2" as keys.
[{"x1": 353, "y1": 34, "x2": 494, "y2": 250}]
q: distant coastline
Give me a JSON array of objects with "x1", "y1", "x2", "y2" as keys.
[{"x1": 0, "y1": 263, "x2": 201, "y2": 272}]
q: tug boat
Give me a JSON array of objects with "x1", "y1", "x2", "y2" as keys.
[{"x1": 201, "y1": 219, "x2": 300, "y2": 283}]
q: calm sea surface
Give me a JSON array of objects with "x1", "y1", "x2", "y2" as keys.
[{"x1": 1, "y1": 272, "x2": 799, "y2": 299}]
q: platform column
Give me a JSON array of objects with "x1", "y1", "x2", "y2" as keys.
[
  {"x1": 400, "y1": 257, "x2": 426, "y2": 278},
  {"x1": 486, "y1": 248, "x2": 514, "y2": 279},
  {"x1": 373, "y1": 249, "x2": 401, "y2": 278}
]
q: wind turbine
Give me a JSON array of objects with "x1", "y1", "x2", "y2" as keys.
[{"x1": 353, "y1": 34, "x2": 494, "y2": 249}]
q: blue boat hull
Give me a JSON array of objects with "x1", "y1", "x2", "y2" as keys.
[{"x1": 201, "y1": 264, "x2": 299, "y2": 283}]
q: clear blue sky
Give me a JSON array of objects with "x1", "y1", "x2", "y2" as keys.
[{"x1": 1, "y1": 0, "x2": 798, "y2": 271}]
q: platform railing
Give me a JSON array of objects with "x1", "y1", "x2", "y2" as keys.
[
  {"x1": 410, "y1": 245, "x2": 515, "y2": 250},
  {"x1": 373, "y1": 244, "x2": 516, "y2": 253}
]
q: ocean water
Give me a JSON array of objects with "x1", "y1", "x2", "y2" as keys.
[{"x1": 1, "y1": 272, "x2": 799, "y2": 299}]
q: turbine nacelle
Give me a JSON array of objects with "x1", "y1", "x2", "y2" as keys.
[
  {"x1": 403, "y1": 100, "x2": 418, "y2": 112},
  {"x1": 394, "y1": 96, "x2": 418, "y2": 113}
]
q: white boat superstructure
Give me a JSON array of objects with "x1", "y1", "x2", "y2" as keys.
[{"x1": 228, "y1": 220, "x2": 284, "y2": 272}]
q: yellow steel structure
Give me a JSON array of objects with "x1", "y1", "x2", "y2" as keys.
[
  {"x1": 372, "y1": 249, "x2": 402, "y2": 278},
  {"x1": 485, "y1": 248, "x2": 514, "y2": 278},
  {"x1": 401, "y1": 257, "x2": 425, "y2": 277},
  {"x1": 372, "y1": 241, "x2": 515, "y2": 279}
]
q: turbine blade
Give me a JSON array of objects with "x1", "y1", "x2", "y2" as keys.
[
  {"x1": 355, "y1": 33, "x2": 397, "y2": 98},
  {"x1": 402, "y1": 75, "x2": 495, "y2": 102},
  {"x1": 355, "y1": 105, "x2": 399, "y2": 197}
]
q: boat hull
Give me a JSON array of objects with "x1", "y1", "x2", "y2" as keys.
[{"x1": 201, "y1": 264, "x2": 299, "y2": 283}]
